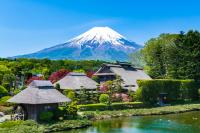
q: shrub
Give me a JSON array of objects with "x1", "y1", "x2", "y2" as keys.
[
  {"x1": 78, "y1": 102, "x2": 144, "y2": 111},
  {"x1": 0, "y1": 120, "x2": 43, "y2": 133},
  {"x1": 91, "y1": 75, "x2": 99, "y2": 82},
  {"x1": 112, "y1": 93, "x2": 131, "y2": 102},
  {"x1": 0, "y1": 96, "x2": 12, "y2": 106},
  {"x1": 52, "y1": 107, "x2": 65, "y2": 120},
  {"x1": 0, "y1": 86, "x2": 8, "y2": 98},
  {"x1": 44, "y1": 120, "x2": 92, "y2": 132},
  {"x1": 99, "y1": 94, "x2": 109, "y2": 104},
  {"x1": 63, "y1": 89, "x2": 76, "y2": 101},
  {"x1": 78, "y1": 103, "x2": 108, "y2": 111},
  {"x1": 0, "y1": 106, "x2": 13, "y2": 114},
  {"x1": 137, "y1": 79, "x2": 200, "y2": 104},
  {"x1": 0, "y1": 120, "x2": 23, "y2": 128},
  {"x1": 39, "y1": 111, "x2": 54, "y2": 122},
  {"x1": 66, "y1": 101, "x2": 78, "y2": 117},
  {"x1": 13, "y1": 89, "x2": 21, "y2": 95},
  {"x1": 58, "y1": 101, "x2": 78, "y2": 119},
  {"x1": 111, "y1": 102, "x2": 144, "y2": 110}
]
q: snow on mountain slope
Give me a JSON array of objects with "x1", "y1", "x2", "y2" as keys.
[
  {"x1": 14, "y1": 27, "x2": 142, "y2": 61},
  {"x1": 69, "y1": 27, "x2": 124, "y2": 46}
]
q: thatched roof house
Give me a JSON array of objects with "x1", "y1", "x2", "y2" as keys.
[
  {"x1": 8, "y1": 80, "x2": 71, "y2": 121},
  {"x1": 94, "y1": 62, "x2": 151, "y2": 91},
  {"x1": 54, "y1": 72, "x2": 98, "y2": 91}
]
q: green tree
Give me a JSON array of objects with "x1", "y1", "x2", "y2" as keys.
[
  {"x1": 2, "y1": 73, "x2": 16, "y2": 92},
  {"x1": 175, "y1": 30, "x2": 200, "y2": 80},
  {"x1": 142, "y1": 34, "x2": 178, "y2": 78},
  {"x1": 0, "y1": 65, "x2": 11, "y2": 84},
  {"x1": 0, "y1": 86, "x2": 8, "y2": 98},
  {"x1": 79, "y1": 87, "x2": 90, "y2": 104},
  {"x1": 63, "y1": 89, "x2": 76, "y2": 101}
]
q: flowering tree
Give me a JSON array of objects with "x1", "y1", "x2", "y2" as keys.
[
  {"x1": 112, "y1": 93, "x2": 131, "y2": 102},
  {"x1": 48, "y1": 69, "x2": 70, "y2": 83},
  {"x1": 99, "y1": 83, "x2": 109, "y2": 93},
  {"x1": 99, "y1": 76, "x2": 131, "y2": 103},
  {"x1": 121, "y1": 93, "x2": 131, "y2": 102}
]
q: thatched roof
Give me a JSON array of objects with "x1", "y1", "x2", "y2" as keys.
[
  {"x1": 8, "y1": 80, "x2": 71, "y2": 104},
  {"x1": 94, "y1": 63, "x2": 151, "y2": 91},
  {"x1": 110, "y1": 67, "x2": 151, "y2": 91},
  {"x1": 54, "y1": 72, "x2": 98, "y2": 90}
]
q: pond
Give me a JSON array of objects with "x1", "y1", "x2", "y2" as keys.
[{"x1": 63, "y1": 111, "x2": 200, "y2": 133}]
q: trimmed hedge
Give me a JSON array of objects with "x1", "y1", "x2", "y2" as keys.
[
  {"x1": 137, "y1": 79, "x2": 200, "y2": 104},
  {"x1": 78, "y1": 102, "x2": 144, "y2": 111}
]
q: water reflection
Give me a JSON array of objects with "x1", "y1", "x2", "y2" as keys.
[{"x1": 61, "y1": 111, "x2": 200, "y2": 133}]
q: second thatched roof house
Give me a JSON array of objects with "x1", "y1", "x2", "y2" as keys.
[
  {"x1": 8, "y1": 80, "x2": 71, "y2": 121},
  {"x1": 54, "y1": 72, "x2": 98, "y2": 91},
  {"x1": 94, "y1": 62, "x2": 151, "y2": 91}
]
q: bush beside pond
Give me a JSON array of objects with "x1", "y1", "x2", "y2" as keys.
[
  {"x1": 43, "y1": 119, "x2": 91, "y2": 132},
  {"x1": 78, "y1": 102, "x2": 144, "y2": 111},
  {"x1": 0, "y1": 119, "x2": 92, "y2": 133},
  {"x1": 0, "y1": 120, "x2": 44, "y2": 133},
  {"x1": 82, "y1": 103, "x2": 200, "y2": 120}
]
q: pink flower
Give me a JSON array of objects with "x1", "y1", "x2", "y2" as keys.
[
  {"x1": 121, "y1": 93, "x2": 131, "y2": 102},
  {"x1": 99, "y1": 83, "x2": 108, "y2": 92}
]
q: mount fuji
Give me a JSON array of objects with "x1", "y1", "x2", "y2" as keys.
[{"x1": 15, "y1": 27, "x2": 142, "y2": 61}]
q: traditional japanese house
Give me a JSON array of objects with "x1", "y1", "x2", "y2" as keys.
[
  {"x1": 94, "y1": 62, "x2": 151, "y2": 91},
  {"x1": 7, "y1": 80, "x2": 71, "y2": 121},
  {"x1": 54, "y1": 72, "x2": 98, "y2": 91}
]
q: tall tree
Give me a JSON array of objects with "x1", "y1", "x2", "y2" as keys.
[
  {"x1": 175, "y1": 30, "x2": 200, "y2": 80},
  {"x1": 142, "y1": 34, "x2": 178, "y2": 78}
]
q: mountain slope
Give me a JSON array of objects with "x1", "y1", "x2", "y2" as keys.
[{"x1": 15, "y1": 27, "x2": 142, "y2": 61}]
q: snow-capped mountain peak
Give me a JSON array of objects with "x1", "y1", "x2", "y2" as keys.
[
  {"x1": 15, "y1": 26, "x2": 142, "y2": 61},
  {"x1": 69, "y1": 27, "x2": 126, "y2": 45}
]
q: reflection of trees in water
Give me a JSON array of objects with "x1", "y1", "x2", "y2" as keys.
[
  {"x1": 64, "y1": 112, "x2": 200, "y2": 133},
  {"x1": 93, "y1": 117, "x2": 132, "y2": 133}
]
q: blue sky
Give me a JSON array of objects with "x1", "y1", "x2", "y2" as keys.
[{"x1": 1, "y1": 0, "x2": 200, "y2": 57}]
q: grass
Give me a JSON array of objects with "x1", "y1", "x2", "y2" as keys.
[{"x1": 81, "y1": 103, "x2": 200, "y2": 120}]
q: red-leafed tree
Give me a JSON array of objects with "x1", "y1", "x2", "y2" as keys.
[
  {"x1": 48, "y1": 69, "x2": 70, "y2": 83},
  {"x1": 26, "y1": 76, "x2": 44, "y2": 85},
  {"x1": 86, "y1": 71, "x2": 95, "y2": 78}
]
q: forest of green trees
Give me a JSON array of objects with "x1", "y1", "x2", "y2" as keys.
[
  {"x1": 135, "y1": 30, "x2": 200, "y2": 80},
  {"x1": 0, "y1": 58, "x2": 104, "y2": 92}
]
